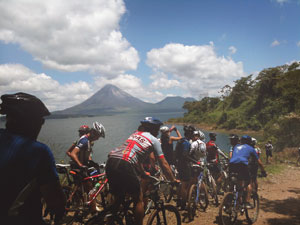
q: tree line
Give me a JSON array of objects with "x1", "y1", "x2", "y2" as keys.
[{"x1": 172, "y1": 62, "x2": 300, "y2": 150}]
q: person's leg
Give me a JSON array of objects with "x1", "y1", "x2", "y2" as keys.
[{"x1": 133, "y1": 189, "x2": 144, "y2": 225}]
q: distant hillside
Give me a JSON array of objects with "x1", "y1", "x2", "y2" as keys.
[{"x1": 52, "y1": 84, "x2": 195, "y2": 116}]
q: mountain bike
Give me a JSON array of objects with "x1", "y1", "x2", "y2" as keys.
[
  {"x1": 187, "y1": 163, "x2": 209, "y2": 221},
  {"x1": 144, "y1": 175, "x2": 181, "y2": 225},
  {"x1": 219, "y1": 172, "x2": 259, "y2": 225}
]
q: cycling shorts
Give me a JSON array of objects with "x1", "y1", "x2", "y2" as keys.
[
  {"x1": 266, "y1": 150, "x2": 273, "y2": 157},
  {"x1": 177, "y1": 161, "x2": 192, "y2": 181},
  {"x1": 106, "y1": 157, "x2": 140, "y2": 195},
  {"x1": 207, "y1": 163, "x2": 221, "y2": 176},
  {"x1": 229, "y1": 163, "x2": 250, "y2": 184},
  {"x1": 248, "y1": 164, "x2": 258, "y2": 180}
]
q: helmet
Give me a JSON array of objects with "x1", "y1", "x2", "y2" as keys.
[
  {"x1": 160, "y1": 126, "x2": 170, "y2": 133},
  {"x1": 0, "y1": 92, "x2": 50, "y2": 118},
  {"x1": 194, "y1": 130, "x2": 205, "y2": 141},
  {"x1": 93, "y1": 121, "x2": 105, "y2": 138},
  {"x1": 78, "y1": 125, "x2": 90, "y2": 134},
  {"x1": 251, "y1": 137, "x2": 257, "y2": 145},
  {"x1": 229, "y1": 134, "x2": 239, "y2": 140},
  {"x1": 241, "y1": 135, "x2": 252, "y2": 144},
  {"x1": 140, "y1": 117, "x2": 163, "y2": 126},
  {"x1": 183, "y1": 125, "x2": 196, "y2": 133},
  {"x1": 209, "y1": 132, "x2": 217, "y2": 138}
]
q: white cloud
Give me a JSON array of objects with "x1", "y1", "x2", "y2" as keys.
[
  {"x1": 271, "y1": 39, "x2": 280, "y2": 47},
  {"x1": 0, "y1": 64, "x2": 93, "y2": 111},
  {"x1": 275, "y1": 0, "x2": 289, "y2": 4},
  {"x1": 0, "y1": 0, "x2": 139, "y2": 77},
  {"x1": 297, "y1": 41, "x2": 300, "y2": 47},
  {"x1": 229, "y1": 46, "x2": 237, "y2": 55},
  {"x1": 146, "y1": 43, "x2": 245, "y2": 97},
  {"x1": 149, "y1": 72, "x2": 180, "y2": 89}
]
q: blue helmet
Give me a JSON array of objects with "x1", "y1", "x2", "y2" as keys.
[
  {"x1": 140, "y1": 117, "x2": 163, "y2": 126},
  {"x1": 241, "y1": 135, "x2": 252, "y2": 144}
]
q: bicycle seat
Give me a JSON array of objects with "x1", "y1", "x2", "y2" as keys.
[{"x1": 56, "y1": 164, "x2": 70, "y2": 174}]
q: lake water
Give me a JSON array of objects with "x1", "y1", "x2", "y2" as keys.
[{"x1": 0, "y1": 112, "x2": 232, "y2": 164}]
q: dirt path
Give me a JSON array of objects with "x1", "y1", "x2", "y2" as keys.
[{"x1": 178, "y1": 165, "x2": 300, "y2": 225}]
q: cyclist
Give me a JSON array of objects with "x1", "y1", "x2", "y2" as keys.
[
  {"x1": 69, "y1": 121, "x2": 105, "y2": 169},
  {"x1": 229, "y1": 135, "x2": 267, "y2": 209},
  {"x1": 0, "y1": 92, "x2": 66, "y2": 225},
  {"x1": 66, "y1": 125, "x2": 90, "y2": 158},
  {"x1": 105, "y1": 117, "x2": 178, "y2": 225},
  {"x1": 265, "y1": 140, "x2": 273, "y2": 164},
  {"x1": 206, "y1": 132, "x2": 228, "y2": 195},
  {"x1": 229, "y1": 134, "x2": 240, "y2": 158},
  {"x1": 174, "y1": 125, "x2": 195, "y2": 210},
  {"x1": 190, "y1": 130, "x2": 207, "y2": 184},
  {"x1": 160, "y1": 125, "x2": 182, "y2": 165},
  {"x1": 248, "y1": 138, "x2": 264, "y2": 194},
  {"x1": 69, "y1": 121, "x2": 105, "y2": 212}
]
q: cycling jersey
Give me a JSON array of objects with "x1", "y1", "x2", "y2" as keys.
[
  {"x1": 190, "y1": 139, "x2": 206, "y2": 162},
  {"x1": 230, "y1": 144, "x2": 259, "y2": 165},
  {"x1": 206, "y1": 140, "x2": 219, "y2": 163},
  {"x1": 74, "y1": 135, "x2": 92, "y2": 166},
  {"x1": 108, "y1": 131, "x2": 164, "y2": 165},
  {"x1": 0, "y1": 129, "x2": 58, "y2": 224}
]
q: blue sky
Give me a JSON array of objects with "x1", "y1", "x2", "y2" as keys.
[{"x1": 0, "y1": 0, "x2": 299, "y2": 111}]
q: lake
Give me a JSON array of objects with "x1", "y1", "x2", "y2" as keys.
[{"x1": 0, "y1": 112, "x2": 232, "y2": 164}]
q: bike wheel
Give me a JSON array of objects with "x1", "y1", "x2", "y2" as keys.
[
  {"x1": 198, "y1": 182, "x2": 209, "y2": 211},
  {"x1": 207, "y1": 175, "x2": 219, "y2": 206},
  {"x1": 146, "y1": 204, "x2": 181, "y2": 225},
  {"x1": 245, "y1": 192, "x2": 259, "y2": 224},
  {"x1": 219, "y1": 193, "x2": 237, "y2": 225},
  {"x1": 187, "y1": 184, "x2": 197, "y2": 221},
  {"x1": 85, "y1": 211, "x2": 124, "y2": 225}
]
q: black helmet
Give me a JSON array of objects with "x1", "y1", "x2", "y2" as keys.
[
  {"x1": 0, "y1": 92, "x2": 50, "y2": 118},
  {"x1": 183, "y1": 125, "x2": 196, "y2": 133},
  {"x1": 229, "y1": 134, "x2": 239, "y2": 140},
  {"x1": 209, "y1": 132, "x2": 217, "y2": 138}
]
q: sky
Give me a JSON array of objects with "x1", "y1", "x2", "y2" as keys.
[{"x1": 0, "y1": 0, "x2": 299, "y2": 111}]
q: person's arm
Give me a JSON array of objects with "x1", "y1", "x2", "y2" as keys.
[
  {"x1": 66, "y1": 142, "x2": 76, "y2": 157},
  {"x1": 40, "y1": 181, "x2": 66, "y2": 220},
  {"x1": 69, "y1": 147, "x2": 83, "y2": 167},
  {"x1": 169, "y1": 126, "x2": 182, "y2": 144},
  {"x1": 218, "y1": 148, "x2": 228, "y2": 159}
]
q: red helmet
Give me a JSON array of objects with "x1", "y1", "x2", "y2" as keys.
[{"x1": 78, "y1": 125, "x2": 90, "y2": 134}]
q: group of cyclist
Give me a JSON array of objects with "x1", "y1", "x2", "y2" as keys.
[{"x1": 0, "y1": 91, "x2": 267, "y2": 225}]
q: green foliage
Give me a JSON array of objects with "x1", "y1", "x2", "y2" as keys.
[{"x1": 174, "y1": 62, "x2": 300, "y2": 150}]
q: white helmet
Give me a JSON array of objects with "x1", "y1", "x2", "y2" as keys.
[
  {"x1": 251, "y1": 137, "x2": 257, "y2": 145},
  {"x1": 160, "y1": 126, "x2": 170, "y2": 133},
  {"x1": 194, "y1": 130, "x2": 205, "y2": 141},
  {"x1": 93, "y1": 121, "x2": 105, "y2": 138}
]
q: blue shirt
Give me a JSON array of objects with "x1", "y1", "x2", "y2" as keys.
[
  {"x1": 229, "y1": 143, "x2": 259, "y2": 165},
  {"x1": 0, "y1": 129, "x2": 58, "y2": 224}
]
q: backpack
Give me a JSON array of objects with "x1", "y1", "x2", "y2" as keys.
[{"x1": 174, "y1": 138, "x2": 190, "y2": 162}]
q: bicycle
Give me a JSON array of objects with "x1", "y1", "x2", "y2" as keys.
[
  {"x1": 204, "y1": 163, "x2": 219, "y2": 206},
  {"x1": 219, "y1": 158, "x2": 230, "y2": 193},
  {"x1": 219, "y1": 172, "x2": 259, "y2": 225},
  {"x1": 144, "y1": 175, "x2": 181, "y2": 225},
  {"x1": 187, "y1": 163, "x2": 209, "y2": 221}
]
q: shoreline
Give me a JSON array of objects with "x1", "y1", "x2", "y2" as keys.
[{"x1": 166, "y1": 121, "x2": 263, "y2": 137}]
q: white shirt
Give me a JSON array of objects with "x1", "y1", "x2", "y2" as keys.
[{"x1": 190, "y1": 139, "x2": 206, "y2": 162}]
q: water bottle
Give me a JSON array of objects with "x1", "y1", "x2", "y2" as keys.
[{"x1": 89, "y1": 182, "x2": 101, "y2": 200}]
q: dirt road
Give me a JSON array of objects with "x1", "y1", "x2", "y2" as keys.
[{"x1": 179, "y1": 165, "x2": 300, "y2": 225}]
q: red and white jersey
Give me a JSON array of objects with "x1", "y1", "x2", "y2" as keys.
[{"x1": 108, "y1": 131, "x2": 164, "y2": 165}]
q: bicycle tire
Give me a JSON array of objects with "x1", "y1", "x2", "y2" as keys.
[
  {"x1": 219, "y1": 193, "x2": 237, "y2": 225},
  {"x1": 187, "y1": 184, "x2": 197, "y2": 221},
  {"x1": 85, "y1": 210, "x2": 124, "y2": 225},
  {"x1": 146, "y1": 204, "x2": 181, "y2": 225},
  {"x1": 198, "y1": 182, "x2": 209, "y2": 211},
  {"x1": 245, "y1": 192, "x2": 259, "y2": 224},
  {"x1": 207, "y1": 175, "x2": 219, "y2": 206}
]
